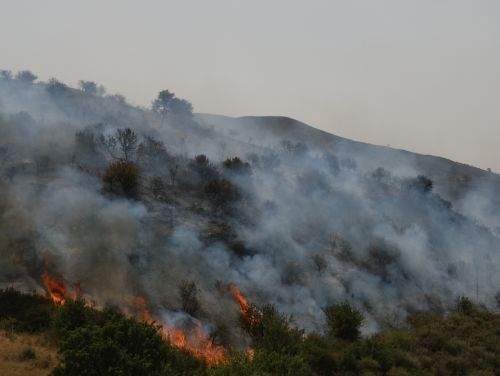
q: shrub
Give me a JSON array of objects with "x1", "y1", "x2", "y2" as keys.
[
  {"x1": 0, "y1": 288, "x2": 54, "y2": 332},
  {"x1": 15, "y1": 70, "x2": 37, "y2": 83},
  {"x1": 102, "y1": 160, "x2": 139, "y2": 198},
  {"x1": 324, "y1": 302, "x2": 363, "y2": 341},
  {"x1": 53, "y1": 307, "x2": 203, "y2": 376},
  {"x1": 407, "y1": 175, "x2": 433, "y2": 193},
  {"x1": 203, "y1": 179, "x2": 239, "y2": 207},
  {"x1": 191, "y1": 155, "x2": 219, "y2": 183},
  {"x1": 222, "y1": 157, "x2": 251, "y2": 174},
  {"x1": 243, "y1": 304, "x2": 303, "y2": 356},
  {"x1": 53, "y1": 299, "x2": 96, "y2": 335},
  {"x1": 179, "y1": 280, "x2": 200, "y2": 317},
  {"x1": 456, "y1": 296, "x2": 475, "y2": 315},
  {"x1": 210, "y1": 348, "x2": 312, "y2": 376},
  {"x1": 19, "y1": 347, "x2": 36, "y2": 361}
]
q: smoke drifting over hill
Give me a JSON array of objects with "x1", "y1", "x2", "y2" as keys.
[{"x1": 0, "y1": 72, "x2": 499, "y2": 352}]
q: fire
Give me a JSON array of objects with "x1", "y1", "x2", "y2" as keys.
[
  {"x1": 162, "y1": 323, "x2": 227, "y2": 366},
  {"x1": 42, "y1": 272, "x2": 68, "y2": 305},
  {"x1": 132, "y1": 296, "x2": 154, "y2": 322},
  {"x1": 131, "y1": 295, "x2": 227, "y2": 366},
  {"x1": 42, "y1": 270, "x2": 81, "y2": 305},
  {"x1": 229, "y1": 284, "x2": 260, "y2": 326}
]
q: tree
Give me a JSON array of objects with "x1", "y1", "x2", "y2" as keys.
[
  {"x1": 78, "y1": 80, "x2": 105, "y2": 96},
  {"x1": 0, "y1": 70, "x2": 13, "y2": 80},
  {"x1": 456, "y1": 296, "x2": 475, "y2": 315},
  {"x1": 179, "y1": 280, "x2": 200, "y2": 316},
  {"x1": 46, "y1": 78, "x2": 69, "y2": 96},
  {"x1": 324, "y1": 302, "x2": 363, "y2": 341},
  {"x1": 152, "y1": 90, "x2": 175, "y2": 117},
  {"x1": 100, "y1": 128, "x2": 138, "y2": 162},
  {"x1": 52, "y1": 307, "x2": 202, "y2": 376},
  {"x1": 107, "y1": 93, "x2": 127, "y2": 105},
  {"x1": 137, "y1": 136, "x2": 170, "y2": 170},
  {"x1": 15, "y1": 70, "x2": 37, "y2": 83},
  {"x1": 223, "y1": 157, "x2": 251, "y2": 174},
  {"x1": 152, "y1": 90, "x2": 193, "y2": 119},
  {"x1": 204, "y1": 179, "x2": 238, "y2": 207},
  {"x1": 169, "y1": 97, "x2": 193, "y2": 116},
  {"x1": 116, "y1": 128, "x2": 138, "y2": 162}
]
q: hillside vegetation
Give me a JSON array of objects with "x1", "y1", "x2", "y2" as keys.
[{"x1": 0, "y1": 289, "x2": 499, "y2": 375}]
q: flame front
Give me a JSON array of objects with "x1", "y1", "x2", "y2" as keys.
[
  {"x1": 131, "y1": 295, "x2": 227, "y2": 366},
  {"x1": 229, "y1": 284, "x2": 260, "y2": 326},
  {"x1": 162, "y1": 324, "x2": 227, "y2": 366},
  {"x1": 42, "y1": 272, "x2": 68, "y2": 305}
]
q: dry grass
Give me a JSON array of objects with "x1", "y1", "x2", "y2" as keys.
[{"x1": 0, "y1": 331, "x2": 58, "y2": 376}]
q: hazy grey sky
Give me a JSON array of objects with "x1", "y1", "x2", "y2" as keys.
[{"x1": 2, "y1": 0, "x2": 500, "y2": 170}]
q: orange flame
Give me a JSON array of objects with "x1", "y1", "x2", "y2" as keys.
[
  {"x1": 42, "y1": 270, "x2": 81, "y2": 305},
  {"x1": 162, "y1": 323, "x2": 227, "y2": 366},
  {"x1": 42, "y1": 272, "x2": 68, "y2": 305},
  {"x1": 131, "y1": 295, "x2": 227, "y2": 366},
  {"x1": 229, "y1": 284, "x2": 260, "y2": 326}
]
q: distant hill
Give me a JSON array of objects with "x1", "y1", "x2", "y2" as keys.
[{"x1": 196, "y1": 114, "x2": 500, "y2": 205}]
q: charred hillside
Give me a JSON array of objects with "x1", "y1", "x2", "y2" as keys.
[{"x1": 0, "y1": 70, "x2": 499, "y2": 362}]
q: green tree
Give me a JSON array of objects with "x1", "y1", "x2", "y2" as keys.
[{"x1": 324, "y1": 302, "x2": 363, "y2": 341}]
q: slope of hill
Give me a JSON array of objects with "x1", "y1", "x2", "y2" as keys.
[
  {"x1": 196, "y1": 113, "x2": 500, "y2": 206},
  {"x1": 0, "y1": 72, "x2": 499, "y2": 363},
  {"x1": 0, "y1": 332, "x2": 57, "y2": 376}
]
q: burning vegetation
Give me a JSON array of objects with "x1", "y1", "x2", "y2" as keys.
[
  {"x1": 130, "y1": 294, "x2": 228, "y2": 365},
  {"x1": 229, "y1": 284, "x2": 261, "y2": 328},
  {"x1": 162, "y1": 323, "x2": 227, "y2": 366},
  {"x1": 41, "y1": 272, "x2": 80, "y2": 306},
  {"x1": 2, "y1": 288, "x2": 499, "y2": 375}
]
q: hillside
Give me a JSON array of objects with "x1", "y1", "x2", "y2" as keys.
[
  {"x1": 196, "y1": 113, "x2": 500, "y2": 207},
  {"x1": 0, "y1": 71, "x2": 499, "y2": 373},
  {"x1": 0, "y1": 331, "x2": 57, "y2": 376}
]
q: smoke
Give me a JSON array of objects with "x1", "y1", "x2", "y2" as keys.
[{"x1": 0, "y1": 73, "x2": 499, "y2": 347}]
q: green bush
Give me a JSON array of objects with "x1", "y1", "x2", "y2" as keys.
[
  {"x1": 53, "y1": 307, "x2": 203, "y2": 376},
  {"x1": 242, "y1": 304, "x2": 303, "y2": 356},
  {"x1": 102, "y1": 160, "x2": 139, "y2": 198},
  {"x1": 1, "y1": 289, "x2": 499, "y2": 375}
]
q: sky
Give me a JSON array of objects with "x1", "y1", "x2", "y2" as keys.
[{"x1": 2, "y1": 0, "x2": 500, "y2": 170}]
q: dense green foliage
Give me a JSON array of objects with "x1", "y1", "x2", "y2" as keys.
[
  {"x1": 53, "y1": 302, "x2": 202, "y2": 376},
  {"x1": 0, "y1": 289, "x2": 498, "y2": 375},
  {"x1": 324, "y1": 302, "x2": 364, "y2": 341}
]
